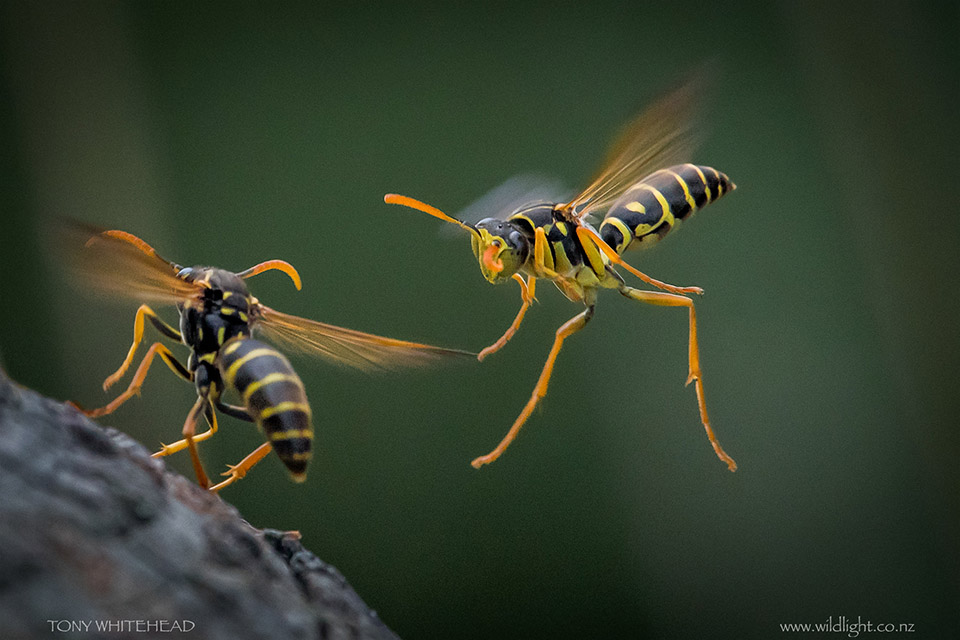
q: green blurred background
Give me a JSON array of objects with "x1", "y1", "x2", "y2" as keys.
[{"x1": 1, "y1": 1, "x2": 957, "y2": 638}]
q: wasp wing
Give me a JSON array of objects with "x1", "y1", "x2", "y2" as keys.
[
  {"x1": 254, "y1": 305, "x2": 475, "y2": 372},
  {"x1": 56, "y1": 219, "x2": 204, "y2": 305},
  {"x1": 445, "y1": 173, "x2": 573, "y2": 235},
  {"x1": 560, "y1": 78, "x2": 702, "y2": 224}
]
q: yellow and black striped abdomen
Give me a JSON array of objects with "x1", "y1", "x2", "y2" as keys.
[
  {"x1": 599, "y1": 164, "x2": 735, "y2": 254},
  {"x1": 217, "y1": 337, "x2": 313, "y2": 481}
]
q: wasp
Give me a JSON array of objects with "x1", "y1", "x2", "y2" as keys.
[
  {"x1": 65, "y1": 226, "x2": 472, "y2": 491},
  {"x1": 385, "y1": 80, "x2": 738, "y2": 471}
]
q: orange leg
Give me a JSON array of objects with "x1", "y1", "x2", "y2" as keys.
[
  {"x1": 77, "y1": 343, "x2": 191, "y2": 418},
  {"x1": 576, "y1": 225, "x2": 703, "y2": 295},
  {"x1": 619, "y1": 286, "x2": 737, "y2": 471},
  {"x1": 153, "y1": 407, "x2": 218, "y2": 457},
  {"x1": 103, "y1": 304, "x2": 181, "y2": 391},
  {"x1": 479, "y1": 274, "x2": 537, "y2": 362},
  {"x1": 180, "y1": 396, "x2": 212, "y2": 488},
  {"x1": 471, "y1": 305, "x2": 594, "y2": 469},
  {"x1": 209, "y1": 442, "x2": 274, "y2": 492}
]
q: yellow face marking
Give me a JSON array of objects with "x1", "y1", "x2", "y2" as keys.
[
  {"x1": 625, "y1": 201, "x2": 646, "y2": 214},
  {"x1": 224, "y1": 348, "x2": 282, "y2": 386},
  {"x1": 554, "y1": 221, "x2": 568, "y2": 235},
  {"x1": 260, "y1": 401, "x2": 312, "y2": 420},
  {"x1": 667, "y1": 170, "x2": 697, "y2": 211},
  {"x1": 199, "y1": 352, "x2": 217, "y2": 364},
  {"x1": 241, "y1": 372, "x2": 303, "y2": 404},
  {"x1": 238, "y1": 312, "x2": 249, "y2": 323},
  {"x1": 221, "y1": 306, "x2": 235, "y2": 316},
  {"x1": 222, "y1": 291, "x2": 232, "y2": 299},
  {"x1": 216, "y1": 327, "x2": 225, "y2": 345},
  {"x1": 268, "y1": 428, "x2": 314, "y2": 441}
]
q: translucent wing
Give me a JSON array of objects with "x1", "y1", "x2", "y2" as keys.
[
  {"x1": 254, "y1": 305, "x2": 475, "y2": 372},
  {"x1": 448, "y1": 173, "x2": 572, "y2": 233},
  {"x1": 560, "y1": 78, "x2": 702, "y2": 223},
  {"x1": 56, "y1": 220, "x2": 204, "y2": 305}
]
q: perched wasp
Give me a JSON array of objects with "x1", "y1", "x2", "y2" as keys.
[
  {"x1": 65, "y1": 226, "x2": 472, "y2": 491},
  {"x1": 385, "y1": 80, "x2": 738, "y2": 471}
]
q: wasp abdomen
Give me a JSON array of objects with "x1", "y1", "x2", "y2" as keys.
[
  {"x1": 599, "y1": 164, "x2": 734, "y2": 254},
  {"x1": 218, "y1": 338, "x2": 313, "y2": 481}
]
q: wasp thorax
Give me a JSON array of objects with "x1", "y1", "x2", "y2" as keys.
[{"x1": 471, "y1": 218, "x2": 531, "y2": 284}]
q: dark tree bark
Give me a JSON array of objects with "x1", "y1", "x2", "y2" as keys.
[{"x1": 0, "y1": 367, "x2": 400, "y2": 640}]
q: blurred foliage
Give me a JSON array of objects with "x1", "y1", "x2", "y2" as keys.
[{"x1": 1, "y1": 2, "x2": 957, "y2": 638}]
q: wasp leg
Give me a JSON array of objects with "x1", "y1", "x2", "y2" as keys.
[
  {"x1": 76, "y1": 343, "x2": 191, "y2": 418},
  {"x1": 154, "y1": 404, "x2": 219, "y2": 457},
  {"x1": 215, "y1": 401, "x2": 255, "y2": 422},
  {"x1": 180, "y1": 396, "x2": 212, "y2": 488},
  {"x1": 575, "y1": 225, "x2": 704, "y2": 295},
  {"x1": 471, "y1": 304, "x2": 595, "y2": 469},
  {"x1": 103, "y1": 304, "x2": 182, "y2": 391},
  {"x1": 618, "y1": 286, "x2": 737, "y2": 471},
  {"x1": 532, "y1": 227, "x2": 562, "y2": 280},
  {"x1": 479, "y1": 274, "x2": 537, "y2": 362},
  {"x1": 209, "y1": 442, "x2": 273, "y2": 492},
  {"x1": 236, "y1": 260, "x2": 302, "y2": 291}
]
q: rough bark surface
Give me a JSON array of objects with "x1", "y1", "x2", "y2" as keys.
[{"x1": 0, "y1": 368, "x2": 400, "y2": 640}]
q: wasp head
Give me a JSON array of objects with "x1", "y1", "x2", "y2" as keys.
[{"x1": 471, "y1": 218, "x2": 531, "y2": 284}]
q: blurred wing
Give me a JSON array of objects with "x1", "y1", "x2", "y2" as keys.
[
  {"x1": 446, "y1": 173, "x2": 573, "y2": 235},
  {"x1": 254, "y1": 305, "x2": 475, "y2": 372},
  {"x1": 561, "y1": 77, "x2": 702, "y2": 223},
  {"x1": 56, "y1": 219, "x2": 203, "y2": 305}
]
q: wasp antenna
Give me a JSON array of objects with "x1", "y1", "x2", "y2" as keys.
[
  {"x1": 384, "y1": 193, "x2": 481, "y2": 239},
  {"x1": 88, "y1": 229, "x2": 179, "y2": 269},
  {"x1": 236, "y1": 260, "x2": 303, "y2": 291}
]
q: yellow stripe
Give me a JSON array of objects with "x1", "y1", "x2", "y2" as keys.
[
  {"x1": 260, "y1": 401, "x2": 312, "y2": 420},
  {"x1": 708, "y1": 167, "x2": 723, "y2": 196},
  {"x1": 241, "y1": 372, "x2": 303, "y2": 404},
  {"x1": 554, "y1": 221, "x2": 568, "y2": 235},
  {"x1": 268, "y1": 428, "x2": 314, "y2": 441},
  {"x1": 606, "y1": 218, "x2": 633, "y2": 250},
  {"x1": 224, "y1": 348, "x2": 282, "y2": 386},
  {"x1": 667, "y1": 170, "x2": 697, "y2": 211},
  {"x1": 638, "y1": 184, "x2": 672, "y2": 218},
  {"x1": 221, "y1": 306, "x2": 235, "y2": 316},
  {"x1": 689, "y1": 164, "x2": 711, "y2": 202},
  {"x1": 223, "y1": 339, "x2": 245, "y2": 356},
  {"x1": 286, "y1": 451, "x2": 312, "y2": 461},
  {"x1": 199, "y1": 352, "x2": 216, "y2": 364}
]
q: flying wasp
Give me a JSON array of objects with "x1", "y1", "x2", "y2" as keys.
[
  {"x1": 385, "y1": 79, "x2": 738, "y2": 471},
  {"x1": 65, "y1": 225, "x2": 472, "y2": 491}
]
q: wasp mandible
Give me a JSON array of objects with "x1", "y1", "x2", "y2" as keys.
[
  {"x1": 385, "y1": 79, "x2": 738, "y2": 471},
  {"x1": 66, "y1": 226, "x2": 472, "y2": 491}
]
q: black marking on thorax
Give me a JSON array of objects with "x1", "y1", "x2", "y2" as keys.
[{"x1": 509, "y1": 203, "x2": 588, "y2": 271}]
